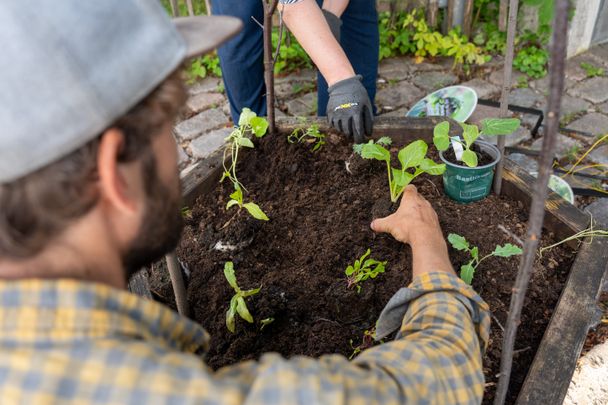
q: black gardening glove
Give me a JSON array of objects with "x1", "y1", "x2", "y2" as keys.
[
  {"x1": 327, "y1": 75, "x2": 373, "y2": 143},
  {"x1": 322, "y1": 9, "x2": 341, "y2": 42}
]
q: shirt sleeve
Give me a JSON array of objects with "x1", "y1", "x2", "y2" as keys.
[{"x1": 205, "y1": 272, "x2": 491, "y2": 405}]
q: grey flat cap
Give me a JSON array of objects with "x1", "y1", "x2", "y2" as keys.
[{"x1": 0, "y1": 0, "x2": 241, "y2": 183}]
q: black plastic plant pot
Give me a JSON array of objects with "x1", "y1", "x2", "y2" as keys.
[{"x1": 439, "y1": 140, "x2": 501, "y2": 203}]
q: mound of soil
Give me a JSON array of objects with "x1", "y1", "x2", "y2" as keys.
[{"x1": 170, "y1": 133, "x2": 574, "y2": 404}]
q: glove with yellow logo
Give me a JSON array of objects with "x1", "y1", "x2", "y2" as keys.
[{"x1": 326, "y1": 75, "x2": 373, "y2": 143}]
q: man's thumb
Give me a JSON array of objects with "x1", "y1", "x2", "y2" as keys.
[{"x1": 371, "y1": 216, "x2": 391, "y2": 234}]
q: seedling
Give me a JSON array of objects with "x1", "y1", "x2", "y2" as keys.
[
  {"x1": 260, "y1": 317, "x2": 275, "y2": 330},
  {"x1": 221, "y1": 108, "x2": 269, "y2": 221},
  {"x1": 355, "y1": 137, "x2": 446, "y2": 202},
  {"x1": 580, "y1": 62, "x2": 604, "y2": 78},
  {"x1": 287, "y1": 123, "x2": 326, "y2": 152},
  {"x1": 433, "y1": 118, "x2": 520, "y2": 167},
  {"x1": 349, "y1": 328, "x2": 382, "y2": 360},
  {"x1": 224, "y1": 262, "x2": 261, "y2": 333},
  {"x1": 345, "y1": 249, "x2": 387, "y2": 293},
  {"x1": 448, "y1": 233, "x2": 523, "y2": 284}
]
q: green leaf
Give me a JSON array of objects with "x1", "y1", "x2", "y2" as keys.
[
  {"x1": 226, "y1": 199, "x2": 240, "y2": 210},
  {"x1": 481, "y1": 118, "x2": 521, "y2": 136},
  {"x1": 243, "y1": 202, "x2": 269, "y2": 221},
  {"x1": 220, "y1": 171, "x2": 231, "y2": 183},
  {"x1": 376, "y1": 136, "x2": 393, "y2": 146},
  {"x1": 392, "y1": 168, "x2": 414, "y2": 187},
  {"x1": 419, "y1": 158, "x2": 446, "y2": 175},
  {"x1": 250, "y1": 116, "x2": 269, "y2": 137},
  {"x1": 433, "y1": 121, "x2": 450, "y2": 151},
  {"x1": 238, "y1": 108, "x2": 257, "y2": 127},
  {"x1": 448, "y1": 233, "x2": 469, "y2": 251},
  {"x1": 461, "y1": 149, "x2": 478, "y2": 167},
  {"x1": 398, "y1": 140, "x2": 427, "y2": 169},
  {"x1": 242, "y1": 287, "x2": 261, "y2": 297},
  {"x1": 226, "y1": 296, "x2": 237, "y2": 332},
  {"x1": 237, "y1": 137, "x2": 254, "y2": 148},
  {"x1": 236, "y1": 296, "x2": 254, "y2": 323},
  {"x1": 471, "y1": 246, "x2": 479, "y2": 261},
  {"x1": 460, "y1": 263, "x2": 475, "y2": 285},
  {"x1": 361, "y1": 143, "x2": 390, "y2": 162},
  {"x1": 460, "y1": 123, "x2": 480, "y2": 148},
  {"x1": 224, "y1": 262, "x2": 238, "y2": 290},
  {"x1": 345, "y1": 265, "x2": 355, "y2": 276},
  {"x1": 229, "y1": 188, "x2": 243, "y2": 205},
  {"x1": 493, "y1": 243, "x2": 523, "y2": 257}
]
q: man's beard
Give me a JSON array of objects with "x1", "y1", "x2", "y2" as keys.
[{"x1": 122, "y1": 158, "x2": 183, "y2": 281}]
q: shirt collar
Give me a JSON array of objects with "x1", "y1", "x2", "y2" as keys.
[{"x1": 0, "y1": 278, "x2": 209, "y2": 354}]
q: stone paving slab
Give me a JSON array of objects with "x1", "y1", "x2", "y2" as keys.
[
  {"x1": 378, "y1": 57, "x2": 412, "y2": 82},
  {"x1": 381, "y1": 106, "x2": 410, "y2": 117},
  {"x1": 588, "y1": 144, "x2": 608, "y2": 166},
  {"x1": 530, "y1": 133, "x2": 581, "y2": 159},
  {"x1": 584, "y1": 199, "x2": 608, "y2": 228},
  {"x1": 459, "y1": 78, "x2": 500, "y2": 99},
  {"x1": 480, "y1": 127, "x2": 532, "y2": 148},
  {"x1": 559, "y1": 95, "x2": 591, "y2": 117},
  {"x1": 508, "y1": 87, "x2": 545, "y2": 108},
  {"x1": 568, "y1": 77, "x2": 608, "y2": 104},
  {"x1": 565, "y1": 53, "x2": 604, "y2": 82},
  {"x1": 564, "y1": 341, "x2": 608, "y2": 405},
  {"x1": 285, "y1": 92, "x2": 317, "y2": 116},
  {"x1": 411, "y1": 71, "x2": 458, "y2": 93},
  {"x1": 174, "y1": 108, "x2": 228, "y2": 140},
  {"x1": 507, "y1": 153, "x2": 539, "y2": 173},
  {"x1": 588, "y1": 43, "x2": 608, "y2": 67},
  {"x1": 177, "y1": 145, "x2": 189, "y2": 167},
  {"x1": 566, "y1": 112, "x2": 608, "y2": 136},
  {"x1": 488, "y1": 68, "x2": 525, "y2": 88},
  {"x1": 597, "y1": 101, "x2": 608, "y2": 115},
  {"x1": 188, "y1": 77, "x2": 222, "y2": 96},
  {"x1": 189, "y1": 127, "x2": 232, "y2": 159},
  {"x1": 185, "y1": 92, "x2": 225, "y2": 115},
  {"x1": 375, "y1": 81, "x2": 424, "y2": 111},
  {"x1": 275, "y1": 69, "x2": 315, "y2": 84}
]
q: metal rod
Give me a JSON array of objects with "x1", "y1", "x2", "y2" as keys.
[
  {"x1": 166, "y1": 252, "x2": 190, "y2": 317},
  {"x1": 492, "y1": 0, "x2": 519, "y2": 195},
  {"x1": 262, "y1": 0, "x2": 279, "y2": 135},
  {"x1": 493, "y1": 1, "x2": 571, "y2": 403}
]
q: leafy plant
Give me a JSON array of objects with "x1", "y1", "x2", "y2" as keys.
[
  {"x1": 349, "y1": 328, "x2": 381, "y2": 359},
  {"x1": 433, "y1": 118, "x2": 520, "y2": 167},
  {"x1": 272, "y1": 31, "x2": 313, "y2": 74},
  {"x1": 224, "y1": 262, "x2": 261, "y2": 333},
  {"x1": 356, "y1": 138, "x2": 446, "y2": 202},
  {"x1": 448, "y1": 234, "x2": 523, "y2": 284},
  {"x1": 345, "y1": 249, "x2": 387, "y2": 293},
  {"x1": 287, "y1": 123, "x2": 326, "y2": 152},
  {"x1": 221, "y1": 108, "x2": 269, "y2": 221},
  {"x1": 185, "y1": 53, "x2": 222, "y2": 83},
  {"x1": 514, "y1": 45, "x2": 549, "y2": 78},
  {"x1": 580, "y1": 62, "x2": 605, "y2": 78}
]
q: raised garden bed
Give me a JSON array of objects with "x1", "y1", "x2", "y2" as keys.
[{"x1": 149, "y1": 117, "x2": 607, "y2": 405}]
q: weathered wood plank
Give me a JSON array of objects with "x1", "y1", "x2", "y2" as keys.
[
  {"x1": 516, "y1": 235, "x2": 608, "y2": 404},
  {"x1": 501, "y1": 158, "x2": 590, "y2": 246},
  {"x1": 181, "y1": 148, "x2": 224, "y2": 206},
  {"x1": 128, "y1": 269, "x2": 152, "y2": 299}
]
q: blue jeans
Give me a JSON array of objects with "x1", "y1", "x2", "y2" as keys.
[{"x1": 211, "y1": 0, "x2": 379, "y2": 122}]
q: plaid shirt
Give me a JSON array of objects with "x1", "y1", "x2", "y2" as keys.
[{"x1": 0, "y1": 272, "x2": 489, "y2": 405}]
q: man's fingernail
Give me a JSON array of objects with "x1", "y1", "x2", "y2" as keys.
[{"x1": 370, "y1": 220, "x2": 377, "y2": 230}]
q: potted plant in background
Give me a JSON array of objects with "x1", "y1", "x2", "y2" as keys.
[{"x1": 433, "y1": 118, "x2": 520, "y2": 203}]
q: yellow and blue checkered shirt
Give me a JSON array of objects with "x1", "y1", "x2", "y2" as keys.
[{"x1": 0, "y1": 272, "x2": 489, "y2": 404}]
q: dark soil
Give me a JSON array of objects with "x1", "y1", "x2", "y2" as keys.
[
  {"x1": 444, "y1": 142, "x2": 495, "y2": 166},
  {"x1": 168, "y1": 133, "x2": 575, "y2": 404}
]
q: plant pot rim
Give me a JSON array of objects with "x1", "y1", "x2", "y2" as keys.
[{"x1": 439, "y1": 140, "x2": 502, "y2": 170}]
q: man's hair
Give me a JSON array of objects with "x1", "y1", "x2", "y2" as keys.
[{"x1": 0, "y1": 70, "x2": 187, "y2": 259}]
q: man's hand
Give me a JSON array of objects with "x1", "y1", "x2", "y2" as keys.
[
  {"x1": 327, "y1": 75, "x2": 373, "y2": 143},
  {"x1": 371, "y1": 185, "x2": 454, "y2": 277}
]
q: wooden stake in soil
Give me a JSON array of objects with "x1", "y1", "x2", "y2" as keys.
[
  {"x1": 185, "y1": 0, "x2": 194, "y2": 16},
  {"x1": 498, "y1": 0, "x2": 508, "y2": 31},
  {"x1": 492, "y1": 0, "x2": 519, "y2": 195},
  {"x1": 169, "y1": 0, "x2": 179, "y2": 17},
  {"x1": 427, "y1": 0, "x2": 439, "y2": 29},
  {"x1": 262, "y1": 0, "x2": 279, "y2": 135},
  {"x1": 166, "y1": 252, "x2": 190, "y2": 317},
  {"x1": 493, "y1": 1, "x2": 570, "y2": 403}
]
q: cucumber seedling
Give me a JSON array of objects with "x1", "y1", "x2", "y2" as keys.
[
  {"x1": 224, "y1": 261, "x2": 261, "y2": 333},
  {"x1": 221, "y1": 108, "x2": 269, "y2": 221},
  {"x1": 355, "y1": 137, "x2": 446, "y2": 203},
  {"x1": 433, "y1": 118, "x2": 520, "y2": 167},
  {"x1": 345, "y1": 249, "x2": 387, "y2": 293},
  {"x1": 448, "y1": 233, "x2": 523, "y2": 284},
  {"x1": 287, "y1": 123, "x2": 326, "y2": 152}
]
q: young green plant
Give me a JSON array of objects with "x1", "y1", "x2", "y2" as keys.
[
  {"x1": 287, "y1": 123, "x2": 326, "y2": 152},
  {"x1": 224, "y1": 262, "x2": 261, "y2": 333},
  {"x1": 448, "y1": 233, "x2": 523, "y2": 285},
  {"x1": 355, "y1": 137, "x2": 446, "y2": 203},
  {"x1": 433, "y1": 118, "x2": 521, "y2": 168},
  {"x1": 345, "y1": 249, "x2": 387, "y2": 293},
  {"x1": 221, "y1": 108, "x2": 269, "y2": 221}
]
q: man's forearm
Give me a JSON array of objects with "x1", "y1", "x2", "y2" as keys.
[
  {"x1": 322, "y1": 0, "x2": 349, "y2": 17},
  {"x1": 280, "y1": 0, "x2": 354, "y2": 86}
]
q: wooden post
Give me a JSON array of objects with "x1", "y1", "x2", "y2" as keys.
[
  {"x1": 262, "y1": 0, "x2": 279, "y2": 135},
  {"x1": 463, "y1": 0, "x2": 474, "y2": 37},
  {"x1": 185, "y1": 0, "x2": 195, "y2": 16},
  {"x1": 446, "y1": 0, "x2": 455, "y2": 32},
  {"x1": 499, "y1": 0, "x2": 508, "y2": 31},
  {"x1": 205, "y1": 0, "x2": 211, "y2": 15},
  {"x1": 166, "y1": 252, "x2": 190, "y2": 317},
  {"x1": 427, "y1": 0, "x2": 439, "y2": 29},
  {"x1": 493, "y1": 0, "x2": 571, "y2": 403},
  {"x1": 169, "y1": 0, "x2": 179, "y2": 17},
  {"x1": 492, "y1": 0, "x2": 519, "y2": 195}
]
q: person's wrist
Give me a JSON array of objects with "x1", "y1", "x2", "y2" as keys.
[{"x1": 326, "y1": 70, "x2": 356, "y2": 87}]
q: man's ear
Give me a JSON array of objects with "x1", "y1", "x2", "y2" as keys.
[{"x1": 97, "y1": 128, "x2": 142, "y2": 216}]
